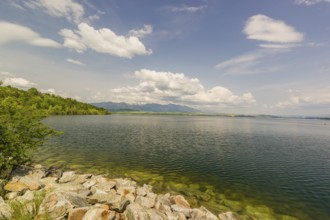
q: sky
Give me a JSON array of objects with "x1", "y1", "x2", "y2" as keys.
[{"x1": 0, "y1": 0, "x2": 330, "y2": 116}]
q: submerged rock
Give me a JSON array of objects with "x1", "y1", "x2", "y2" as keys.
[{"x1": 218, "y1": 211, "x2": 239, "y2": 220}]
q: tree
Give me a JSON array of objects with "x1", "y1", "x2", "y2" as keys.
[{"x1": 0, "y1": 96, "x2": 56, "y2": 178}]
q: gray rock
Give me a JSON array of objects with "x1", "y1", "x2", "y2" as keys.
[
  {"x1": 73, "y1": 174, "x2": 93, "y2": 184},
  {"x1": 83, "y1": 207, "x2": 116, "y2": 220},
  {"x1": 91, "y1": 181, "x2": 116, "y2": 194},
  {"x1": 218, "y1": 211, "x2": 239, "y2": 220},
  {"x1": 170, "y1": 195, "x2": 190, "y2": 208},
  {"x1": 43, "y1": 166, "x2": 63, "y2": 179},
  {"x1": 191, "y1": 206, "x2": 218, "y2": 220},
  {"x1": 107, "y1": 194, "x2": 130, "y2": 213},
  {"x1": 117, "y1": 186, "x2": 136, "y2": 197},
  {"x1": 125, "y1": 202, "x2": 150, "y2": 220},
  {"x1": 68, "y1": 207, "x2": 89, "y2": 220},
  {"x1": 88, "y1": 189, "x2": 116, "y2": 204},
  {"x1": 0, "y1": 196, "x2": 12, "y2": 219},
  {"x1": 136, "y1": 193, "x2": 157, "y2": 208},
  {"x1": 136, "y1": 184, "x2": 152, "y2": 196},
  {"x1": 59, "y1": 171, "x2": 76, "y2": 183},
  {"x1": 145, "y1": 208, "x2": 167, "y2": 220},
  {"x1": 37, "y1": 191, "x2": 88, "y2": 219},
  {"x1": 115, "y1": 178, "x2": 137, "y2": 189},
  {"x1": 19, "y1": 175, "x2": 42, "y2": 191},
  {"x1": 171, "y1": 204, "x2": 193, "y2": 218},
  {"x1": 83, "y1": 180, "x2": 97, "y2": 189}
]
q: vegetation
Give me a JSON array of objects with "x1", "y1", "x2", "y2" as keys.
[{"x1": 0, "y1": 83, "x2": 109, "y2": 178}]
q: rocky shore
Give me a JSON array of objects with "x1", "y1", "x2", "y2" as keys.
[{"x1": 0, "y1": 165, "x2": 238, "y2": 220}]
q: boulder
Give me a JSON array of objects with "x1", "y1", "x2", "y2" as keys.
[
  {"x1": 145, "y1": 208, "x2": 167, "y2": 220},
  {"x1": 68, "y1": 207, "x2": 89, "y2": 220},
  {"x1": 171, "y1": 205, "x2": 193, "y2": 218},
  {"x1": 19, "y1": 175, "x2": 42, "y2": 191},
  {"x1": 117, "y1": 186, "x2": 136, "y2": 196},
  {"x1": 37, "y1": 191, "x2": 89, "y2": 219},
  {"x1": 107, "y1": 194, "x2": 130, "y2": 213},
  {"x1": 83, "y1": 180, "x2": 97, "y2": 189},
  {"x1": 73, "y1": 174, "x2": 93, "y2": 184},
  {"x1": 125, "y1": 202, "x2": 150, "y2": 220},
  {"x1": 136, "y1": 184, "x2": 153, "y2": 196},
  {"x1": 136, "y1": 193, "x2": 157, "y2": 208},
  {"x1": 190, "y1": 206, "x2": 218, "y2": 220},
  {"x1": 171, "y1": 195, "x2": 190, "y2": 208},
  {"x1": 83, "y1": 207, "x2": 116, "y2": 220},
  {"x1": 88, "y1": 189, "x2": 116, "y2": 204},
  {"x1": 43, "y1": 166, "x2": 63, "y2": 179},
  {"x1": 59, "y1": 171, "x2": 76, "y2": 183},
  {"x1": 115, "y1": 178, "x2": 137, "y2": 189},
  {"x1": 91, "y1": 181, "x2": 116, "y2": 194},
  {"x1": 4, "y1": 181, "x2": 28, "y2": 192}
]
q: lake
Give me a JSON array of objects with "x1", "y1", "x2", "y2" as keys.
[{"x1": 34, "y1": 115, "x2": 330, "y2": 219}]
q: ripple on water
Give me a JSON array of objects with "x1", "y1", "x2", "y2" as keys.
[{"x1": 33, "y1": 115, "x2": 330, "y2": 220}]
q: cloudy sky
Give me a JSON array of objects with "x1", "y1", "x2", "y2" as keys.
[{"x1": 0, "y1": 0, "x2": 330, "y2": 115}]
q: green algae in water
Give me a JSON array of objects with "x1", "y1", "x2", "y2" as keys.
[{"x1": 34, "y1": 115, "x2": 330, "y2": 220}]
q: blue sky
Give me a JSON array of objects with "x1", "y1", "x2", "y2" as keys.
[{"x1": 0, "y1": 0, "x2": 330, "y2": 115}]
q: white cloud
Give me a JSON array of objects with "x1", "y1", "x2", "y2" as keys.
[
  {"x1": 295, "y1": 0, "x2": 330, "y2": 5},
  {"x1": 59, "y1": 23, "x2": 152, "y2": 58},
  {"x1": 0, "y1": 71, "x2": 15, "y2": 77},
  {"x1": 244, "y1": 14, "x2": 304, "y2": 48},
  {"x1": 108, "y1": 69, "x2": 256, "y2": 107},
  {"x1": 215, "y1": 53, "x2": 261, "y2": 70},
  {"x1": 24, "y1": 0, "x2": 84, "y2": 24},
  {"x1": 3, "y1": 77, "x2": 36, "y2": 88},
  {"x1": 276, "y1": 87, "x2": 330, "y2": 108},
  {"x1": 0, "y1": 21, "x2": 61, "y2": 48},
  {"x1": 129, "y1": 25, "x2": 153, "y2": 38},
  {"x1": 215, "y1": 50, "x2": 284, "y2": 75},
  {"x1": 66, "y1": 58, "x2": 85, "y2": 66},
  {"x1": 169, "y1": 5, "x2": 206, "y2": 12},
  {"x1": 259, "y1": 44, "x2": 299, "y2": 49}
]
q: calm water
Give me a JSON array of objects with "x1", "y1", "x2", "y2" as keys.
[{"x1": 34, "y1": 115, "x2": 330, "y2": 219}]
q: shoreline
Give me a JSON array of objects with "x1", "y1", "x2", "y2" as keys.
[{"x1": 0, "y1": 164, "x2": 238, "y2": 220}]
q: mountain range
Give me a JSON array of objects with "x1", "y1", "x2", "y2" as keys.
[{"x1": 92, "y1": 102, "x2": 201, "y2": 113}]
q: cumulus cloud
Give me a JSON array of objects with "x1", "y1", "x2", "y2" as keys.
[
  {"x1": 277, "y1": 87, "x2": 330, "y2": 108},
  {"x1": 295, "y1": 0, "x2": 330, "y2": 5},
  {"x1": 0, "y1": 21, "x2": 61, "y2": 48},
  {"x1": 109, "y1": 69, "x2": 256, "y2": 107},
  {"x1": 66, "y1": 58, "x2": 85, "y2": 66},
  {"x1": 23, "y1": 0, "x2": 84, "y2": 24},
  {"x1": 3, "y1": 77, "x2": 36, "y2": 88},
  {"x1": 244, "y1": 14, "x2": 304, "y2": 48},
  {"x1": 169, "y1": 5, "x2": 206, "y2": 12},
  {"x1": 59, "y1": 23, "x2": 152, "y2": 58}
]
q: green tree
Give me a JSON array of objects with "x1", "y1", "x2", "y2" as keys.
[{"x1": 0, "y1": 96, "x2": 56, "y2": 178}]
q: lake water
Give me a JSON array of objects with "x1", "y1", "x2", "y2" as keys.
[{"x1": 34, "y1": 115, "x2": 330, "y2": 219}]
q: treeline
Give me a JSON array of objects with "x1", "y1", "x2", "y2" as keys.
[{"x1": 0, "y1": 85, "x2": 109, "y2": 115}]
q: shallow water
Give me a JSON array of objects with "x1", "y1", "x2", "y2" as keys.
[{"x1": 34, "y1": 115, "x2": 330, "y2": 219}]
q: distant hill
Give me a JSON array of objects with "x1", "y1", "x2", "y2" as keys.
[
  {"x1": 0, "y1": 85, "x2": 109, "y2": 115},
  {"x1": 92, "y1": 102, "x2": 201, "y2": 113}
]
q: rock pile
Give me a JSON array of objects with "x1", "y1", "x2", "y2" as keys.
[{"x1": 0, "y1": 165, "x2": 238, "y2": 220}]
